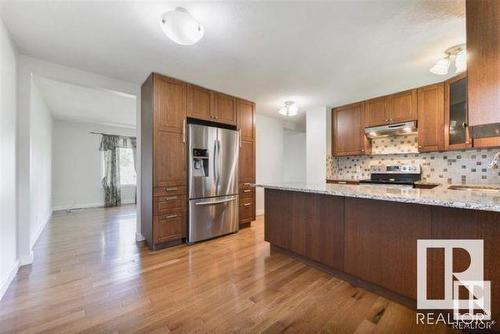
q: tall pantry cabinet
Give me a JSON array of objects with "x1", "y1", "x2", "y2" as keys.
[{"x1": 141, "y1": 73, "x2": 256, "y2": 250}]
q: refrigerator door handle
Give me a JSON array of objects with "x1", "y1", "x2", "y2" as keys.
[{"x1": 195, "y1": 197, "x2": 237, "y2": 206}]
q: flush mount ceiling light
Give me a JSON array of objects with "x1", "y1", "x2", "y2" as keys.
[
  {"x1": 160, "y1": 7, "x2": 204, "y2": 46},
  {"x1": 430, "y1": 44, "x2": 466, "y2": 75},
  {"x1": 278, "y1": 101, "x2": 298, "y2": 117}
]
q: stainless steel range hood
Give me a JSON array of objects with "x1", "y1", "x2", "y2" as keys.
[{"x1": 364, "y1": 121, "x2": 417, "y2": 139}]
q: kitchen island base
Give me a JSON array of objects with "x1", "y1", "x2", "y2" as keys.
[{"x1": 264, "y1": 188, "x2": 500, "y2": 329}]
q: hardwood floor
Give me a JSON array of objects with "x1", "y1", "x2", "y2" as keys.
[{"x1": 0, "y1": 206, "x2": 454, "y2": 333}]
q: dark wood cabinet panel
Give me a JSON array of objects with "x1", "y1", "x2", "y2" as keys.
[
  {"x1": 344, "y1": 198, "x2": 432, "y2": 299},
  {"x1": 153, "y1": 130, "x2": 186, "y2": 187},
  {"x1": 365, "y1": 97, "x2": 389, "y2": 126},
  {"x1": 154, "y1": 75, "x2": 187, "y2": 133},
  {"x1": 466, "y1": 0, "x2": 500, "y2": 128},
  {"x1": 389, "y1": 89, "x2": 417, "y2": 123},
  {"x1": 214, "y1": 93, "x2": 237, "y2": 125},
  {"x1": 264, "y1": 189, "x2": 345, "y2": 271},
  {"x1": 417, "y1": 83, "x2": 445, "y2": 152},
  {"x1": 429, "y1": 206, "x2": 500, "y2": 326},
  {"x1": 187, "y1": 84, "x2": 213, "y2": 121},
  {"x1": 239, "y1": 197, "x2": 255, "y2": 225},
  {"x1": 239, "y1": 139, "x2": 255, "y2": 183},
  {"x1": 332, "y1": 103, "x2": 364, "y2": 156},
  {"x1": 237, "y1": 99, "x2": 255, "y2": 141}
]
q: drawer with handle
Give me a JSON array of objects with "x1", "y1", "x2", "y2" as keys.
[
  {"x1": 154, "y1": 209, "x2": 185, "y2": 243},
  {"x1": 239, "y1": 198, "x2": 255, "y2": 222},
  {"x1": 154, "y1": 195, "x2": 186, "y2": 216},
  {"x1": 239, "y1": 187, "x2": 255, "y2": 200},
  {"x1": 153, "y1": 185, "x2": 186, "y2": 196}
]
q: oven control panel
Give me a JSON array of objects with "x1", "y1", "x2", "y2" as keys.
[{"x1": 369, "y1": 164, "x2": 421, "y2": 174}]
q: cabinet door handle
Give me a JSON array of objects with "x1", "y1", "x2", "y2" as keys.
[
  {"x1": 165, "y1": 214, "x2": 178, "y2": 219},
  {"x1": 243, "y1": 203, "x2": 252, "y2": 207},
  {"x1": 243, "y1": 183, "x2": 251, "y2": 186},
  {"x1": 238, "y1": 129, "x2": 242, "y2": 147},
  {"x1": 165, "y1": 196, "x2": 178, "y2": 201},
  {"x1": 182, "y1": 119, "x2": 186, "y2": 144},
  {"x1": 165, "y1": 187, "x2": 178, "y2": 192},
  {"x1": 338, "y1": 181, "x2": 347, "y2": 184},
  {"x1": 243, "y1": 189, "x2": 251, "y2": 193}
]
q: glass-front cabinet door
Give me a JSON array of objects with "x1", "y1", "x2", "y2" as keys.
[{"x1": 444, "y1": 72, "x2": 472, "y2": 150}]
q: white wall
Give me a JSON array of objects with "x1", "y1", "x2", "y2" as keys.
[
  {"x1": 255, "y1": 114, "x2": 284, "y2": 215},
  {"x1": 306, "y1": 107, "x2": 327, "y2": 184},
  {"x1": 29, "y1": 81, "x2": 53, "y2": 248},
  {"x1": 0, "y1": 17, "x2": 19, "y2": 300},
  {"x1": 283, "y1": 129, "x2": 306, "y2": 182},
  {"x1": 52, "y1": 120, "x2": 136, "y2": 211}
]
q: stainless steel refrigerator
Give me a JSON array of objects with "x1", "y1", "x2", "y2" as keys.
[{"x1": 187, "y1": 122, "x2": 239, "y2": 243}]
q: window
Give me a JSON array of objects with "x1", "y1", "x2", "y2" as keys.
[
  {"x1": 101, "y1": 148, "x2": 137, "y2": 186},
  {"x1": 118, "y1": 148, "x2": 136, "y2": 186}
]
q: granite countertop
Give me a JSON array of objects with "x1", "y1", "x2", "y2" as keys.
[{"x1": 256, "y1": 182, "x2": 500, "y2": 213}]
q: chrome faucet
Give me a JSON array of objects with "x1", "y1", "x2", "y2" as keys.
[{"x1": 488, "y1": 152, "x2": 500, "y2": 168}]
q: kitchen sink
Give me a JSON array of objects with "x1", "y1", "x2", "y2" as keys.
[{"x1": 448, "y1": 185, "x2": 500, "y2": 193}]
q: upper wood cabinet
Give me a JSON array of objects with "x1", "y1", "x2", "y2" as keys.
[
  {"x1": 332, "y1": 103, "x2": 365, "y2": 156},
  {"x1": 365, "y1": 97, "x2": 388, "y2": 127},
  {"x1": 154, "y1": 75, "x2": 187, "y2": 133},
  {"x1": 466, "y1": 0, "x2": 500, "y2": 129},
  {"x1": 417, "y1": 83, "x2": 445, "y2": 152},
  {"x1": 237, "y1": 99, "x2": 255, "y2": 141},
  {"x1": 444, "y1": 73, "x2": 472, "y2": 151},
  {"x1": 187, "y1": 84, "x2": 213, "y2": 121},
  {"x1": 187, "y1": 85, "x2": 238, "y2": 125},
  {"x1": 365, "y1": 90, "x2": 417, "y2": 127},
  {"x1": 214, "y1": 93, "x2": 237, "y2": 125},
  {"x1": 365, "y1": 89, "x2": 417, "y2": 126},
  {"x1": 389, "y1": 89, "x2": 418, "y2": 123}
]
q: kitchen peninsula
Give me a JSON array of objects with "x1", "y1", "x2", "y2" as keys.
[{"x1": 259, "y1": 183, "x2": 500, "y2": 325}]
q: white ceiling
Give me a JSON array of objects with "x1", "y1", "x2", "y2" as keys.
[
  {"x1": 1, "y1": 1, "x2": 465, "y2": 123},
  {"x1": 34, "y1": 77, "x2": 136, "y2": 128}
]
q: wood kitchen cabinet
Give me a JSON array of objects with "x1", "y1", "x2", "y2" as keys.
[
  {"x1": 187, "y1": 85, "x2": 238, "y2": 125},
  {"x1": 187, "y1": 84, "x2": 213, "y2": 121},
  {"x1": 365, "y1": 97, "x2": 388, "y2": 127},
  {"x1": 237, "y1": 98, "x2": 256, "y2": 227},
  {"x1": 365, "y1": 90, "x2": 417, "y2": 127},
  {"x1": 417, "y1": 83, "x2": 445, "y2": 152},
  {"x1": 332, "y1": 103, "x2": 366, "y2": 156},
  {"x1": 466, "y1": 0, "x2": 500, "y2": 136},
  {"x1": 142, "y1": 73, "x2": 254, "y2": 241},
  {"x1": 237, "y1": 98, "x2": 255, "y2": 141},
  {"x1": 444, "y1": 73, "x2": 472, "y2": 150},
  {"x1": 388, "y1": 89, "x2": 418, "y2": 123},
  {"x1": 141, "y1": 73, "x2": 188, "y2": 249},
  {"x1": 214, "y1": 93, "x2": 237, "y2": 125}
]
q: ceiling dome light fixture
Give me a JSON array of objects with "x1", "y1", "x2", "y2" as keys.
[
  {"x1": 160, "y1": 7, "x2": 204, "y2": 46},
  {"x1": 278, "y1": 101, "x2": 299, "y2": 117},
  {"x1": 430, "y1": 44, "x2": 466, "y2": 75}
]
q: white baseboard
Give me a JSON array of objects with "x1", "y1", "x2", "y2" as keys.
[
  {"x1": 135, "y1": 232, "x2": 145, "y2": 242},
  {"x1": 0, "y1": 260, "x2": 19, "y2": 301},
  {"x1": 19, "y1": 251, "x2": 33, "y2": 266},
  {"x1": 52, "y1": 202, "x2": 103, "y2": 212},
  {"x1": 256, "y1": 208, "x2": 264, "y2": 216},
  {"x1": 30, "y1": 210, "x2": 52, "y2": 249}
]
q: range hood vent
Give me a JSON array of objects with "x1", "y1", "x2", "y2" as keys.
[{"x1": 364, "y1": 121, "x2": 417, "y2": 139}]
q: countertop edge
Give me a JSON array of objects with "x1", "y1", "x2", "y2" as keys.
[{"x1": 256, "y1": 184, "x2": 500, "y2": 213}]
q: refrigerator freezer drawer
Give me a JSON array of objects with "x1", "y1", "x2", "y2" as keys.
[{"x1": 188, "y1": 195, "x2": 239, "y2": 243}]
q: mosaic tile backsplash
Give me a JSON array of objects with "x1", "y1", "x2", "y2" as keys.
[{"x1": 326, "y1": 135, "x2": 500, "y2": 185}]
